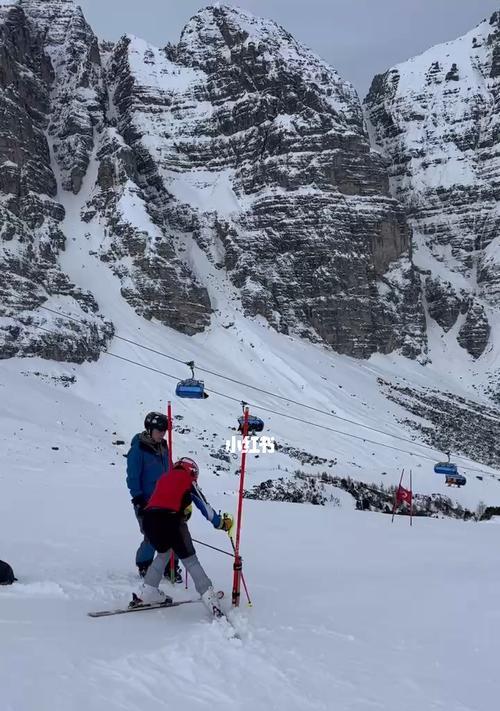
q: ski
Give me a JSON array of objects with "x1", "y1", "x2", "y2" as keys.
[{"x1": 88, "y1": 598, "x2": 201, "y2": 617}]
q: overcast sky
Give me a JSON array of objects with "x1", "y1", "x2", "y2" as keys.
[{"x1": 10, "y1": 1, "x2": 500, "y2": 96}]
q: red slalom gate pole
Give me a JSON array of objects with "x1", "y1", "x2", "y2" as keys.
[
  {"x1": 232, "y1": 406, "x2": 249, "y2": 607},
  {"x1": 167, "y1": 401, "x2": 175, "y2": 584},
  {"x1": 410, "y1": 469, "x2": 413, "y2": 527},
  {"x1": 229, "y1": 534, "x2": 252, "y2": 606},
  {"x1": 391, "y1": 468, "x2": 404, "y2": 523},
  {"x1": 167, "y1": 401, "x2": 173, "y2": 469}
]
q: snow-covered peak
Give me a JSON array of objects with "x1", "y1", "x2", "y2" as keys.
[
  {"x1": 178, "y1": 4, "x2": 360, "y2": 123},
  {"x1": 19, "y1": 0, "x2": 85, "y2": 50},
  {"x1": 97, "y1": 3, "x2": 425, "y2": 360},
  {"x1": 374, "y1": 11, "x2": 498, "y2": 111},
  {"x1": 180, "y1": 4, "x2": 302, "y2": 56}
]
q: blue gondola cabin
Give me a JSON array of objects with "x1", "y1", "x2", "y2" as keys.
[{"x1": 176, "y1": 379, "x2": 206, "y2": 399}]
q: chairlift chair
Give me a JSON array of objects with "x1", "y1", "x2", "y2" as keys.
[
  {"x1": 238, "y1": 414, "x2": 265, "y2": 434},
  {"x1": 434, "y1": 462, "x2": 458, "y2": 475},
  {"x1": 434, "y1": 451, "x2": 457, "y2": 476},
  {"x1": 237, "y1": 401, "x2": 264, "y2": 434},
  {"x1": 445, "y1": 473, "x2": 467, "y2": 487}
]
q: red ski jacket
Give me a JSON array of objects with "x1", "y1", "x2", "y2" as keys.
[
  {"x1": 146, "y1": 467, "x2": 192, "y2": 512},
  {"x1": 145, "y1": 466, "x2": 221, "y2": 527}
]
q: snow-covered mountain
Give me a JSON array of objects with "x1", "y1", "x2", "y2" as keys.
[
  {"x1": 365, "y1": 10, "x2": 500, "y2": 363},
  {"x1": 1, "y1": 4, "x2": 500, "y2": 709},
  {"x1": 1, "y1": 0, "x2": 427, "y2": 359}
]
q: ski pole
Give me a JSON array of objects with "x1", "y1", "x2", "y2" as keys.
[{"x1": 192, "y1": 538, "x2": 234, "y2": 557}]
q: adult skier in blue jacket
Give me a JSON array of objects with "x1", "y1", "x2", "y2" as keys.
[{"x1": 126, "y1": 411, "x2": 181, "y2": 580}]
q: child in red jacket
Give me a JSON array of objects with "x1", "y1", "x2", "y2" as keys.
[{"x1": 131, "y1": 457, "x2": 232, "y2": 617}]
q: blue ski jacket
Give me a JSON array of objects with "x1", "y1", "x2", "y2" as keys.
[{"x1": 126, "y1": 433, "x2": 170, "y2": 501}]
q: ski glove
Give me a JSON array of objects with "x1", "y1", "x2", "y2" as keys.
[
  {"x1": 132, "y1": 495, "x2": 147, "y2": 516},
  {"x1": 218, "y1": 513, "x2": 234, "y2": 532}
]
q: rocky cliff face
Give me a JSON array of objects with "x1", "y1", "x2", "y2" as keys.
[
  {"x1": 0, "y1": 2, "x2": 112, "y2": 361},
  {"x1": 85, "y1": 35, "x2": 213, "y2": 335},
  {"x1": 364, "y1": 12, "x2": 500, "y2": 359},
  {"x1": 20, "y1": 0, "x2": 106, "y2": 194},
  {"x1": 84, "y1": 5, "x2": 425, "y2": 357}
]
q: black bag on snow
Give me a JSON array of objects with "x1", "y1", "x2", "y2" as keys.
[{"x1": 0, "y1": 560, "x2": 17, "y2": 585}]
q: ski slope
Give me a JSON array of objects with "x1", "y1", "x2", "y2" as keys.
[
  {"x1": 0, "y1": 402, "x2": 498, "y2": 710},
  {"x1": 2, "y1": 270, "x2": 499, "y2": 711}
]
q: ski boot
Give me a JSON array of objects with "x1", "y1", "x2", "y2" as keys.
[
  {"x1": 201, "y1": 586, "x2": 223, "y2": 618},
  {"x1": 129, "y1": 584, "x2": 172, "y2": 608}
]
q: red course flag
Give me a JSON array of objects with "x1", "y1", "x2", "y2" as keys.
[{"x1": 396, "y1": 485, "x2": 412, "y2": 505}]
